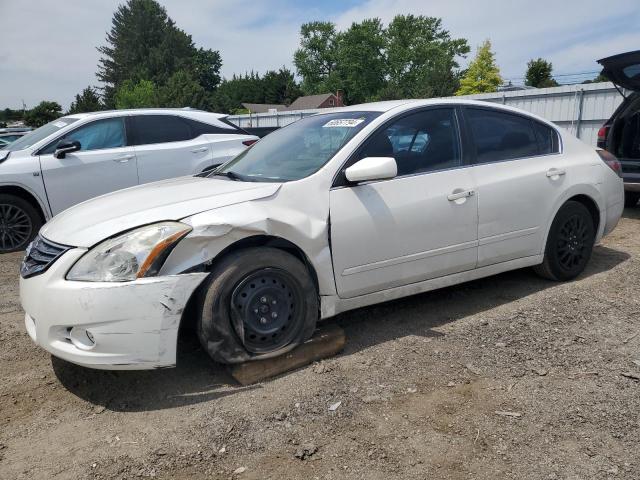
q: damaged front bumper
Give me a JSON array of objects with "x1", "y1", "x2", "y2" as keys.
[{"x1": 20, "y1": 248, "x2": 208, "y2": 370}]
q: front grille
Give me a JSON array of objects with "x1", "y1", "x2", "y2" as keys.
[{"x1": 20, "y1": 235, "x2": 71, "y2": 279}]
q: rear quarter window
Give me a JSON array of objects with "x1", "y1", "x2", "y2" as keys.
[
  {"x1": 186, "y1": 118, "x2": 242, "y2": 135},
  {"x1": 533, "y1": 121, "x2": 560, "y2": 155}
]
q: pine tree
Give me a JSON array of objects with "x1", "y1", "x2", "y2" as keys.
[
  {"x1": 68, "y1": 86, "x2": 103, "y2": 114},
  {"x1": 97, "y1": 0, "x2": 221, "y2": 107},
  {"x1": 456, "y1": 40, "x2": 502, "y2": 95}
]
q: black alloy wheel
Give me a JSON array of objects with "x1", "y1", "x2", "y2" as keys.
[
  {"x1": 556, "y1": 214, "x2": 590, "y2": 271},
  {"x1": 534, "y1": 200, "x2": 595, "y2": 281},
  {"x1": 0, "y1": 201, "x2": 34, "y2": 252}
]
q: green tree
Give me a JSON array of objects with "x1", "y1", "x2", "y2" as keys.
[
  {"x1": 24, "y1": 101, "x2": 63, "y2": 127},
  {"x1": 114, "y1": 79, "x2": 159, "y2": 108},
  {"x1": 68, "y1": 86, "x2": 104, "y2": 114},
  {"x1": 456, "y1": 40, "x2": 502, "y2": 95},
  {"x1": 525, "y1": 58, "x2": 559, "y2": 88},
  {"x1": 160, "y1": 70, "x2": 208, "y2": 108},
  {"x1": 262, "y1": 68, "x2": 302, "y2": 105},
  {"x1": 192, "y1": 48, "x2": 223, "y2": 91},
  {"x1": 209, "y1": 69, "x2": 303, "y2": 114},
  {"x1": 583, "y1": 72, "x2": 608, "y2": 84},
  {"x1": 293, "y1": 21, "x2": 340, "y2": 95},
  {"x1": 335, "y1": 19, "x2": 386, "y2": 104},
  {"x1": 383, "y1": 15, "x2": 469, "y2": 99},
  {"x1": 0, "y1": 108, "x2": 25, "y2": 123},
  {"x1": 97, "y1": 0, "x2": 221, "y2": 106},
  {"x1": 293, "y1": 16, "x2": 469, "y2": 102}
]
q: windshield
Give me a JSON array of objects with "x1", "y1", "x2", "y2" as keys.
[
  {"x1": 5, "y1": 117, "x2": 79, "y2": 151},
  {"x1": 213, "y1": 111, "x2": 380, "y2": 182}
]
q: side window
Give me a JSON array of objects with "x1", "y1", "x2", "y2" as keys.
[
  {"x1": 186, "y1": 118, "x2": 241, "y2": 135},
  {"x1": 40, "y1": 118, "x2": 126, "y2": 154},
  {"x1": 533, "y1": 121, "x2": 560, "y2": 155},
  {"x1": 131, "y1": 115, "x2": 194, "y2": 145},
  {"x1": 466, "y1": 108, "x2": 539, "y2": 163},
  {"x1": 361, "y1": 108, "x2": 461, "y2": 177}
]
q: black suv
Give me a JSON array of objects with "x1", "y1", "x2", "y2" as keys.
[{"x1": 598, "y1": 51, "x2": 640, "y2": 207}]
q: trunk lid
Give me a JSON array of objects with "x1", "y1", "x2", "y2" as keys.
[{"x1": 598, "y1": 50, "x2": 640, "y2": 91}]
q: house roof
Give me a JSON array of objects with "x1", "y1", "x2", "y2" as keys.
[
  {"x1": 241, "y1": 103, "x2": 286, "y2": 113},
  {"x1": 241, "y1": 93, "x2": 340, "y2": 113},
  {"x1": 287, "y1": 93, "x2": 335, "y2": 110}
]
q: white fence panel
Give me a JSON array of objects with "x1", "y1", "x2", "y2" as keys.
[{"x1": 228, "y1": 82, "x2": 626, "y2": 146}]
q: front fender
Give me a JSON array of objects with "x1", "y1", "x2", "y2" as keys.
[{"x1": 159, "y1": 200, "x2": 336, "y2": 296}]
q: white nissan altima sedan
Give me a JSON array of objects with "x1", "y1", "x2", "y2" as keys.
[{"x1": 19, "y1": 99, "x2": 624, "y2": 370}]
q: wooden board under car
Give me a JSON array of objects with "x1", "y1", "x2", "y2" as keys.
[{"x1": 228, "y1": 324, "x2": 345, "y2": 385}]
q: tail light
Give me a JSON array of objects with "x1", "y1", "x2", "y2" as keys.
[
  {"x1": 597, "y1": 149, "x2": 622, "y2": 177},
  {"x1": 242, "y1": 139, "x2": 258, "y2": 147},
  {"x1": 597, "y1": 125, "x2": 609, "y2": 149}
]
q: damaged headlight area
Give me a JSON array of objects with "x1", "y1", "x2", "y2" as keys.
[{"x1": 66, "y1": 222, "x2": 191, "y2": 282}]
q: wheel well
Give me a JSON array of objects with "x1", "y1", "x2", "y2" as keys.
[
  {"x1": 0, "y1": 185, "x2": 46, "y2": 223},
  {"x1": 211, "y1": 235, "x2": 319, "y2": 289},
  {"x1": 178, "y1": 235, "x2": 320, "y2": 332},
  {"x1": 567, "y1": 194, "x2": 600, "y2": 231}
]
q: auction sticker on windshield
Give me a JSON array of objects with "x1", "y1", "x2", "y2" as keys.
[{"x1": 323, "y1": 119, "x2": 365, "y2": 128}]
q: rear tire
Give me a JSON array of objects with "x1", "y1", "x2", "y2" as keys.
[
  {"x1": 624, "y1": 191, "x2": 640, "y2": 208},
  {"x1": 0, "y1": 194, "x2": 42, "y2": 253},
  {"x1": 534, "y1": 201, "x2": 595, "y2": 281},
  {"x1": 196, "y1": 247, "x2": 318, "y2": 364}
]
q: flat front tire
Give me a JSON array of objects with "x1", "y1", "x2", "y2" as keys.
[
  {"x1": 0, "y1": 194, "x2": 42, "y2": 253},
  {"x1": 196, "y1": 247, "x2": 318, "y2": 364},
  {"x1": 534, "y1": 201, "x2": 595, "y2": 281}
]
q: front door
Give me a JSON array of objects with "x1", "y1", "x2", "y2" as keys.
[
  {"x1": 39, "y1": 117, "x2": 138, "y2": 215},
  {"x1": 330, "y1": 108, "x2": 478, "y2": 298}
]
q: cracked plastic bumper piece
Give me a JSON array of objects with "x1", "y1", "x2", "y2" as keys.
[{"x1": 20, "y1": 248, "x2": 207, "y2": 370}]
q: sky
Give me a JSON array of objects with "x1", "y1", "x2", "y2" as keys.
[{"x1": 1, "y1": 0, "x2": 639, "y2": 110}]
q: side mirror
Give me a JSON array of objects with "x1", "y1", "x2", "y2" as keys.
[
  {"x1": 54, "y1": 139, "x2": 81, "y2": 159},
  {"x1": 345, "y1": 156, "x2": 397, "y2": 183}
]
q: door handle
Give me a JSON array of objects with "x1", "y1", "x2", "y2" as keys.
[
  {"x1": 546, "y1": 168, "x2": 566, "y2": 178},
  {"x1": 447, "y1": 189, "x2": 475, "y2": 201},
  {"x1": 191, "y1": 147, "x2": 208, "y2": 153},
  {"x1": 113, "y1": 154, "x2": 134, "y2": 163}
]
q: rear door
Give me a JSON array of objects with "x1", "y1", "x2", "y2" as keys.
[
  {"x1": 462, "y1": 107, "x2": 565, "y2": 267},
  {"x1": 130, "y1": 114, "x2": 214, "y2": 183},
  {"x1": 598, "y1": 51, "x2": 640, "y2": 91},
  {"x1": 38, "y1": 116, "x2": 138, "y2": 215}
]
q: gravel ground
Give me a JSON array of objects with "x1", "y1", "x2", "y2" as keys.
[{"x1": 1, "y1": 209, "x2": 639, "y2": 480}]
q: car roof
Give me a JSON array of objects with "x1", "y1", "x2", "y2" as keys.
[
  {"x1": 337, "y1": 98, "x2": 528, "y2": 112},
  {"x1": 64, "y1": 108, "x2": 226, "y2": 121},
  {"x1": 318, "y1": 98, "x2": 558, "y2": 129}
]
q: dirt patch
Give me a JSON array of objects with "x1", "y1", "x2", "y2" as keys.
[{"x1": 1, "y1": 211, "x2": 639, "y2": 479}]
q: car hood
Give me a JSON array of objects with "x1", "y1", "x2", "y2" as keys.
[{"x1": 40, "y1": 175, "x2": 282, "y2": 247}]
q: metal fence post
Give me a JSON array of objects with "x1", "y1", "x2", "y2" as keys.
[{"x1": 575, "y1": 88, "x2": 585, "y2": 139}]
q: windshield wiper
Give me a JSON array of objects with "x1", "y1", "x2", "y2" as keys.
[{"x1": 208, "y1": 170, "x2": 245, "y2": 181}]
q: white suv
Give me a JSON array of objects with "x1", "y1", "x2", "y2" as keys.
[{"x1": 0, "y1": 108, "x2": 257, "y2": 252}]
